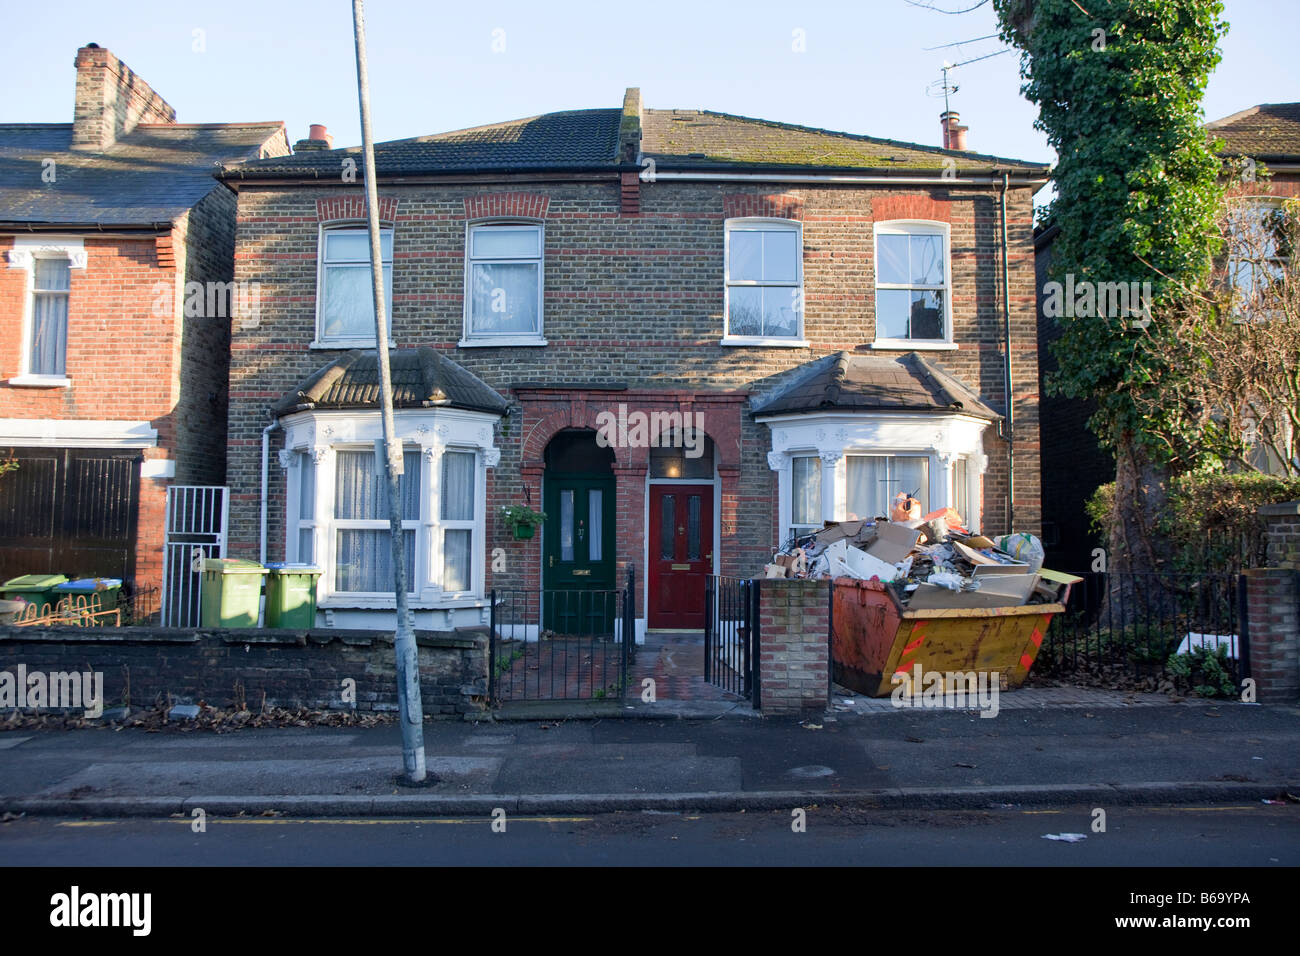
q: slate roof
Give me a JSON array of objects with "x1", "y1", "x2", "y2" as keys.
[
  {"x1": 1207, "y1": 103, "x2": 1300, "y2": 161},
  {"x1": 640, "y1": 109, "x2": 1049, "y2": 174},
  {"x1": 272, "y1": 348, "x2": 509, "y2": 417},
  {"x1": 0, "y1": 122, "x2": 286, "y2": 226},
  {"x1": 750, "y1": 351, "x2": 1000, "y2": 420},
  {"x1": 220, "y1": 109, "x2": 624, "y2": 180},
  {"x1": 220, "y1": 101, "x2": 1049, "y2": 181}
]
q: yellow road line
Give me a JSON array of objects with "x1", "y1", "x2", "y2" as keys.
[{"x1": 58, "y1": 816, "x2": 596, "y2": 827}]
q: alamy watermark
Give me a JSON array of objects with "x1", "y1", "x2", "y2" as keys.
[
  {"x1": 152, "y1": 278, "x2": 262, "y2": 326},
  {"x1": 1041, "y1": 274, "x2": 1153, "y2": 329},
  {"x1": 1, "y1": 664, "x2": 104, "y2": 718},
  {"x1": 594, "y1": 403, "x2": 706, "y2": 457},
  {"x1": 890, "y1": 664, "x2": 1000, "y2": 718}
]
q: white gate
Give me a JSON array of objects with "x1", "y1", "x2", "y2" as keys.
[{"x1": 161, "y1": 486, "x2": 228, "y2": 627}]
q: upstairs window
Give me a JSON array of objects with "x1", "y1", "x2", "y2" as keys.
[
  {"x1": 316, "y1": 226, "x2": 393, "y2": 345},
  {"x1": 724, "y1": 219, "x2": 803, "y2": 343},
  {"x1": 1226, "y1": 201, "x2": 1290, "y2": 319},
  {"x1": 30, "y1": 258, "x2": 70, "y2": 376},
  {"x1": 873, "y1": 221, "x2": 951, "y2": 346},
  {"x1": 463, "y1": 222, "x2": 544, "y2": 344}
]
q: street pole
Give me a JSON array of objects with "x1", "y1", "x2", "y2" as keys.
[{"x1": 351, "y1": 0, "x2": 426, "y2": 783}]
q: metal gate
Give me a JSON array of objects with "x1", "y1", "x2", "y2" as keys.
[
  {"x1": 161, "y1": 486, "x2": 227, "y2": 627},
  {"x1": 489, "y1": 566, "x2": 636, "y2": 702},
  {"x1": 704, "y1": 575, "x2": 759, "y2": 704}
]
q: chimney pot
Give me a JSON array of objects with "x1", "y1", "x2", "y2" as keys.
[{"x1": 940, "y1": 110, "x2": 969, "y2": 151}]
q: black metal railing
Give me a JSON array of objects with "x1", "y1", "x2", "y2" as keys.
[
  {"x1": 488, "y1": 566, "x2": 635, "y2": 702},
  {"x1": 704, "y1": 575, "x2": 759, "y2": 703},
  {"x1": 1035, "y1": 571, "x2": 1247, "y2": 687}
]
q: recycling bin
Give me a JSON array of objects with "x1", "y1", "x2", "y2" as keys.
[
  {"x1": 264, "y1": 563, "x2": 321, "y2": 629},
  {"x1": 200, "y1": 559, "x2": 268, "y2": 628},
  {"x1": 831, "y1": 577, "x2": 1066, "y2": 697},
  {"x1": 1, "y1": 573, "x2": 68, "y2": 617},
  {"x1": 53, "y1": 577, "x2": 123, "y2": 614}
]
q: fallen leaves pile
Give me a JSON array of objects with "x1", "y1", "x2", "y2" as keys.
[{"x1": 1, "y1": 702, "x2": 397, "y2": 734}]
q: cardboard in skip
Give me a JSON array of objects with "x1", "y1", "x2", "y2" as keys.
[
  {"x1": 908, "y1": 572, "x2": 1040, "y2": 609},
  {"x1": 825, "y1": 540, "x2": 901, "y2": 582},
  {"x1": 865, "y1": 523, "x2": 921, "y2": 563}
]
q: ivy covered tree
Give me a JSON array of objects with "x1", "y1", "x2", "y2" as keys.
[{"x1": 994, "y1": 0, "x2": 1229, "y2": 577}]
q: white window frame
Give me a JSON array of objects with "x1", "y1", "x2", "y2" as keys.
[
  {"x1": 437, "y1": 448, "x2": 479, "y2": 597},
  {"x1": 460, "y1": 219, "x2": 547, "y2": 348},
  {"x1": 328, "y1": 444, "x2": 422, "y2": 599},
  {"x1": 788, "y1": 454, "x2": 822, "y2": 539},
  {"x1": 6, "y1": 237, "x2": 85, "y2": 387},
  {"x1": 871, "y1": 220, "x2": 956, "y2": 351},
  {"x1": 721, "y1": 217, "x2": 808, "y2": 347},
  {"x1": 281, "y1": 409, "x2": 498, "y2": 610},
  {"x1": 844, "y1": 453, "x2": 932, "y2": 520},
  {"x1": 312, "y1": 222, "x2": 394, "y2": 349}
]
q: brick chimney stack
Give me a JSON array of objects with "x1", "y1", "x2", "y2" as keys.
[
  {"x1": 293, "y1": 124, "x2": 335, "y2": 152},
  {"x1": 941, "y1": 110, "x2": 969, "y2": 151},
  {"x1": 70, "y1": 43, "x2": 176, "y2": 151}
]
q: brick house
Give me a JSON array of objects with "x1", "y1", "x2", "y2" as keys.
[
  {"x1": 0, "y1": 45, "x2": 288, "y2": 605},
  {"x1": 220, "y1": 91, "x2": 1048, "y2": 636},
  {"x1": 1036, "y1": 102, "x2": 1300, "y2": 571}
]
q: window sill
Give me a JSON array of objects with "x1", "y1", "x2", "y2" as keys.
[
  {"x1": 310, "y1": 339, "x2": 380, "y2": 350},
  {"x1": 320, "y1": 594, "x2": 487, "y2": 610},
  {"x1": 720, "y1": 336, "x2": 810, "y2": 348},
  {"x1": 457, "y1": 336, "x2": 548, "y2": 348},
  {"x1": 7, "y1": 374, "x2": 71, "y2": 388},
  {"x1": 868, "y1": 340, "x2": 958, "y2": 352}
]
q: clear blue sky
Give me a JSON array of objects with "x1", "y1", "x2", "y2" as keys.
[{"x1": 4, "y1": 0, "x2": 1294, "y2": 169}]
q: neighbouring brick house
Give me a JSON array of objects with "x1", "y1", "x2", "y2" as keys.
[
  {"x1": 220, "y1": 91, "x2": 1048, "y2": 637},
  {"x1": 0, "y1": 44, "x2": 288, "y2": 605},
  {"x1": 1036, "y1": 102, "x2": 1300, "y2": 571}
]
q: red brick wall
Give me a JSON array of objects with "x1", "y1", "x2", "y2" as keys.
[{"x1": 1, "y1": 201, "x2": 238, "y2": 596}]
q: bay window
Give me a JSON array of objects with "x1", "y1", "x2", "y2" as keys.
[{"x1": 281, "y1": 410, "x2": 500, "y2": 610}]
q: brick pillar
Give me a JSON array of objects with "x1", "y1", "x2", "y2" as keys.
[
  {"x1": 757, "y1": 578, "x2": 830, "y2": 716},
  {"x1": 1247, "y1": 502, "x2": 1300, "y2": 703},
  {"x1": 614, "y1": 462, "x2": 647, "y2": 618}
]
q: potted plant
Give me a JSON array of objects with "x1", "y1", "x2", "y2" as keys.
[{"x1": 501, "y1": 504, "x2": 546, "y2": 540}]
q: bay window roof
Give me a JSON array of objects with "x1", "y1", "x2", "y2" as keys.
[
  {"x1": 273, "y1": 347, "x2": 509, "y2": 417},
  {"x1": 751, "y1": 350, "x2": 1000, "y2": 420}
]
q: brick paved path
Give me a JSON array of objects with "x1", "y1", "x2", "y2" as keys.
[
  {"x1": 629, "y1": 632, "x2": 746, "y2": 704},
  {"x1": 493, "y1": 631, "x2": 747, "y2": 703}
]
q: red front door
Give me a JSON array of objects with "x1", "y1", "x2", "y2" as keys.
[{"x1": 648, "y1": 484, "x2": 713, "y2": 629}]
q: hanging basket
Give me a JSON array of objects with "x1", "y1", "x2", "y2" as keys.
[{"x1": 512, "y1": 523, "x2": 535, "y2": 540}]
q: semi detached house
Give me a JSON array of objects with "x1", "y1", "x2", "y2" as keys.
[{"x1": 220, "y1": 90, "x2": 1048, "y2": 639}]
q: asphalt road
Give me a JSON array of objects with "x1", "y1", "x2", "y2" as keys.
[{"x1": 1, "y1": 804, "x2": 1294, "y2": 866}]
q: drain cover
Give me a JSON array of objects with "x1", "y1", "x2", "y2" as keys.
[{"x1": 787, "y1": 765, "x2": 836, "y2": 778}]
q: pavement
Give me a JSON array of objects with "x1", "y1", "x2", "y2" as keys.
[{"x1": 0, "y1": 692, "x2": 1296, "y2": 817}]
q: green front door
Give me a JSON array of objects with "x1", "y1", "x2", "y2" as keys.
[{"x1": 542, "y1": 474, "x2": 616, "y2": 635}]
